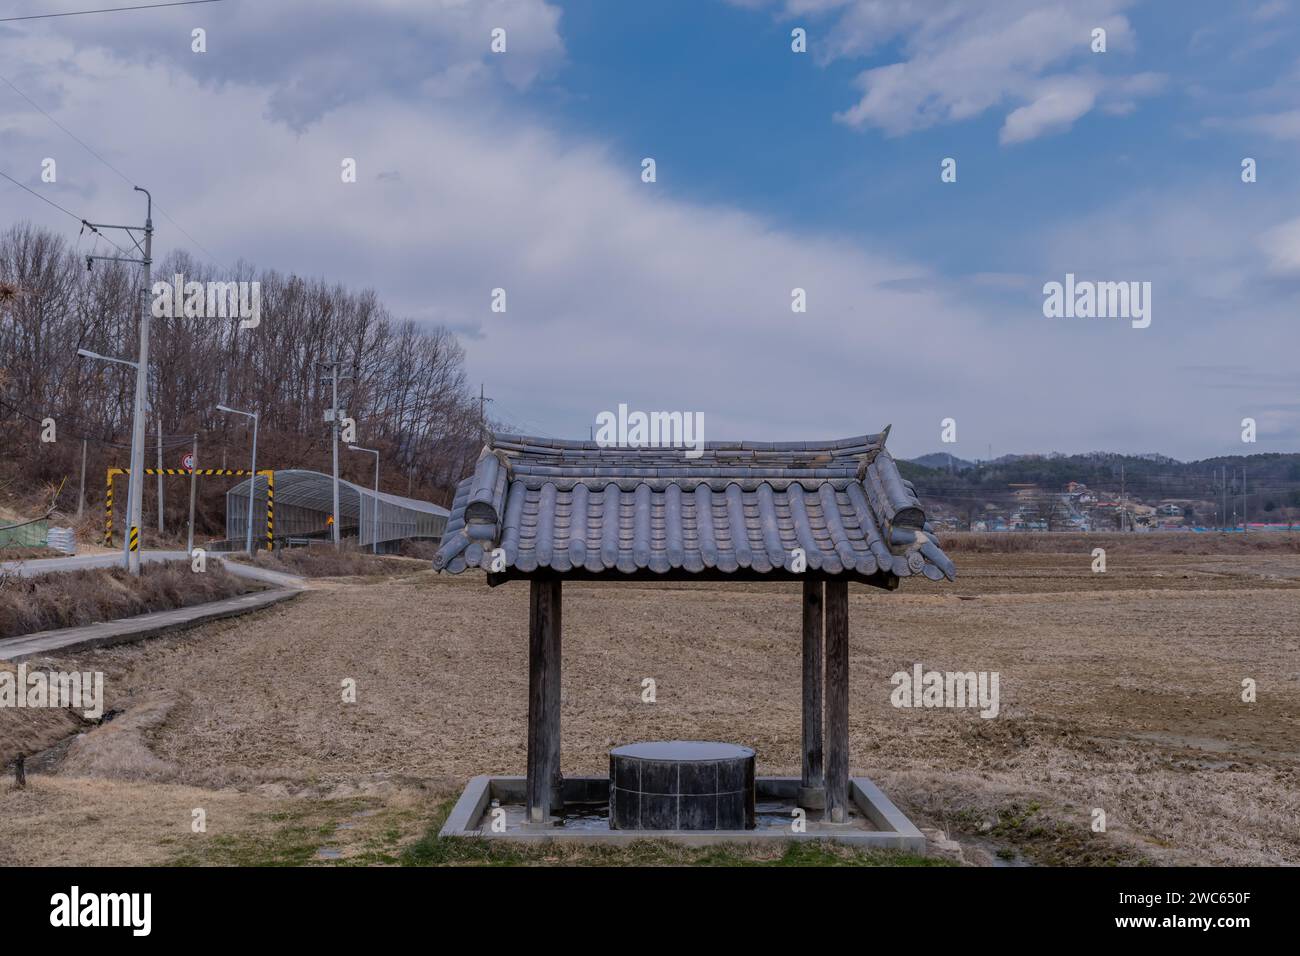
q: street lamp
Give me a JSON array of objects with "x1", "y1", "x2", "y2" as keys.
[
  {"x1": 77, "y1": 347, "x2": 138, "y2": 370},
  {"x1": 348, "y1": 444, "x2": 380, "y2": 554},
  {"x1": 217, "y1": 404, "x2": 259, "y2": 554},
  {"x1": 77, "y1": 347, "x2": 139, "y2": 569}
]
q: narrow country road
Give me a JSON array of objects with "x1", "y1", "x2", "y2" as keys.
[{"x1": 0, "y1": 550, "x2": 189, "y2": 577}]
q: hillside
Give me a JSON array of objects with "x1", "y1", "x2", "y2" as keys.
[{"x1": 900, "y1": 451, "x2": 1300, "y2": 531}]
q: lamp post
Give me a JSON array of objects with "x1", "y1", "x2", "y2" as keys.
[
  {"x1": 348, "y1": 444, "x2": 380, "y2": 554},
  {"x1": 316, "y1": 356, "x2": 351, "y2": 551},
  {"x1": 216, "y1": 404, "x2": 258, "y2": 554},
  {"x1": 77, "y1": 348, "x2": 139, "y2": 569}
]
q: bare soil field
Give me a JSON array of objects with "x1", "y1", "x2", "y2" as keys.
[{"x1": 1, "y1": 542, "x2": 1297, "y2": 866}]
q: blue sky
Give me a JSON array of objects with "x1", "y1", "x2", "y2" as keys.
[
  {"x1": 1, "y1": 0, "x2": 1298, "y2": 460},
  {"x1": 544, "y1": 1, "x2": 1295, "y2": 277}
]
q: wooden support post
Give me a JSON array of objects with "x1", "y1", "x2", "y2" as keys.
[
  {"x1": 824, "y1": 578, "x2": 850, "y2": 822},
  {"x1": 799, "y1": 578, "x2": 825, "y2": 809},
  {"x1": 526, "y1": 575, "x2": 563, "y2": 823}
]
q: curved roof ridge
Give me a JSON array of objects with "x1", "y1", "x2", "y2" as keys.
[{"x1": 489, "y1": 430, "x2": 889, "y2": 457}]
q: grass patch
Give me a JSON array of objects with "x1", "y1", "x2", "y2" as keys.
[
  {"x1": 168, "y1": 797, "x2": 400, "y2": 866},
  {"x1": 251, "y1": 545, "x2": 422, "y2": 579},
  {"x1": 399, "y1": 800, "x2": 950, "y2": 867},
  {"x1": 0, "y1": 559, "x2": 256, "y2": 639},
  {"x1": 950, "y1": 801, "x2": 1150, "y2": 867}
]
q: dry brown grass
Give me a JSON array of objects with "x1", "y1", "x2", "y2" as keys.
[
  {"x1": 397, "y1": 539, "x2": 440, "y2": 560},
  {"x1": 0, "y1": 560, "x2": 254, "y2": 640},
  {"x1": 0, "y1": 775, "x2": 320, "y2": 866},
  {"x1": 251, "y1": 546, "x2": 423, "y2": 578},
  {"x1": 0, "y1": 772, "x2": 437, "y2": 866},
  {"x1": 0, "y1": 660, "x2": 87, "y2": 767},
  {"x1": 943, "y1": 531, "x2": 1300, "y2": 555},
  {"x1": 0, "y1": 545, "x2": 61, "y2": 560}
]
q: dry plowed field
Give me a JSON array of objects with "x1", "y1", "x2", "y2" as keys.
[{"x1": 3, "y1": 537, "x2": 1297, "y2": 866}]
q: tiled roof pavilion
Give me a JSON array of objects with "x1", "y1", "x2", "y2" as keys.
[
  {"x1": 434, "y1": 428, "x2": 955, "y2": 586},
  {"x1": 434, "y1": 427, "x2": 956, "y2": 827}
]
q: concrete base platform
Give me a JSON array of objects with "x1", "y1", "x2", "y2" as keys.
[{"x1": 440, "y1": 775, "x2": 925, "y2": 851}]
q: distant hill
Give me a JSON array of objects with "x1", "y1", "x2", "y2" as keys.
[
  {"x1": 898, "y1": 450, "x2": 1300, "y2": 525},
  {"x1": 909, "y1": 452, "x2": 976, "y2": 472}
]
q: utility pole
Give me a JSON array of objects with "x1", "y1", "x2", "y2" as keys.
[
  {"x1": 1222, "y1": 466, "x2": 1227, "y2": 532},
  {"x1": 77, "y1": 438, "x2": 87, "y2": 518},
  {"x1": 156, "y1": 426, "x2": 164, "y2": 533},
  {"x1": 129, "y1": 192, "x2": 152, "y2": 573},
  {"x1": 477, "y1": 383, "x2": 494, "y2": 444},
  {"x1": 332, "y1": 359, "x2": 340, "y2": 548},
  {"x1": 318, "y1": 354, "x2": 348, "y2": 549},
  {"x1": 1120, "y1": 463, "x2": 1126, "y2": 532},
  {"x1": 84, "y1": 186, "x2": 152, "y2": 574},
  {"x1": 1242, "y1": 465, "x2": 1247, "y2": 533},
  {"x1": 216, "y1": 404, "x2": 258, "y2": 553},
  {"x1": 186, "y1": 435, "x2": 198, "y2": 554}
]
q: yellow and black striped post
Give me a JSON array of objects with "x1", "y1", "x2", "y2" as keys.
[
  {"x1": 105, "y1": 468, "x2": 125, "y2": 545},
  {"x1": 265, "y1": 470, "x2": 275, "y2": 550},
  {"x1": 128, "y1": 525, "x2": 139, "y2": 553},
  {"x1": 104, "y1": 471, "x2": 114, "y2": 545}
]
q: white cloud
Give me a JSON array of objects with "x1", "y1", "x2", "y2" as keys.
[
  {"x1": 1, "y1": 23, "x2": 1295, "y2": 459},
  {"x1": 1259, "y1": 217, "x2": 1300, "y2": 274},
  {"x1": 737, "y1": 0, "x2": 1160, "y2": 142},
  {"x1": 998, "y1": 71, "x2": 1165, "y2": 143},
  {"x1": 1252, "y1": 0, "x2": 1290, "y2": 22},
  {"x1": 999, "y1": 78, "x2": 1097, "y2": 144},
  {"x1": 4, "y1": 0, "x2": 566, "y2": 129},
  {"x1": 1206, "y1": 109, "x2": 1300, "y2": 141}
]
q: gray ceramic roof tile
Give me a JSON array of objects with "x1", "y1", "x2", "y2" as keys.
[{"x1": 432, "y1": 430, "x2": 954, "y2": 583}]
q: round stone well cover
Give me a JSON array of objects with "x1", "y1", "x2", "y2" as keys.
[{"x1": 609, "y1": 741, "x2": 756, "y2": 831}]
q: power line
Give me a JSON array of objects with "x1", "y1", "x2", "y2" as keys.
[
  {"x1": 0, "y1": 168, "x2": 130, "y2": 255},
  {"x1": 0, "y1": 168, "x2": 82, "y2": 222},
  {"x1": 0, "y1": 74, "x2": 132, "y2": 183},
  {"x1": 0, "y1": 72, "x2": 229, "y2": 269},
  {"x1": 0, "y1": 0, "x2": 224, "y2": 23},
  {"x1": 490, "y1": 401, "x2": 559, "y2": 439}
]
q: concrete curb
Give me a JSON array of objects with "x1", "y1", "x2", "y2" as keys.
[
  {"x1": 0, "y1": 587, "x2": 304, "y2": 662},
  {"x1": 440, "y1": 774, "x2": 927, "y2": 850},
  {"x1": 217, "y1": 558, "x2": 307, "y2": 590}
]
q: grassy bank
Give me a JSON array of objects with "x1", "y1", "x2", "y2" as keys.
[
  {"x1": 251, "y1": 546, "x2": 423, "y2": 578},
  {"x1": 0, "y1": 560, "x2": 256, "y2": 640}
]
